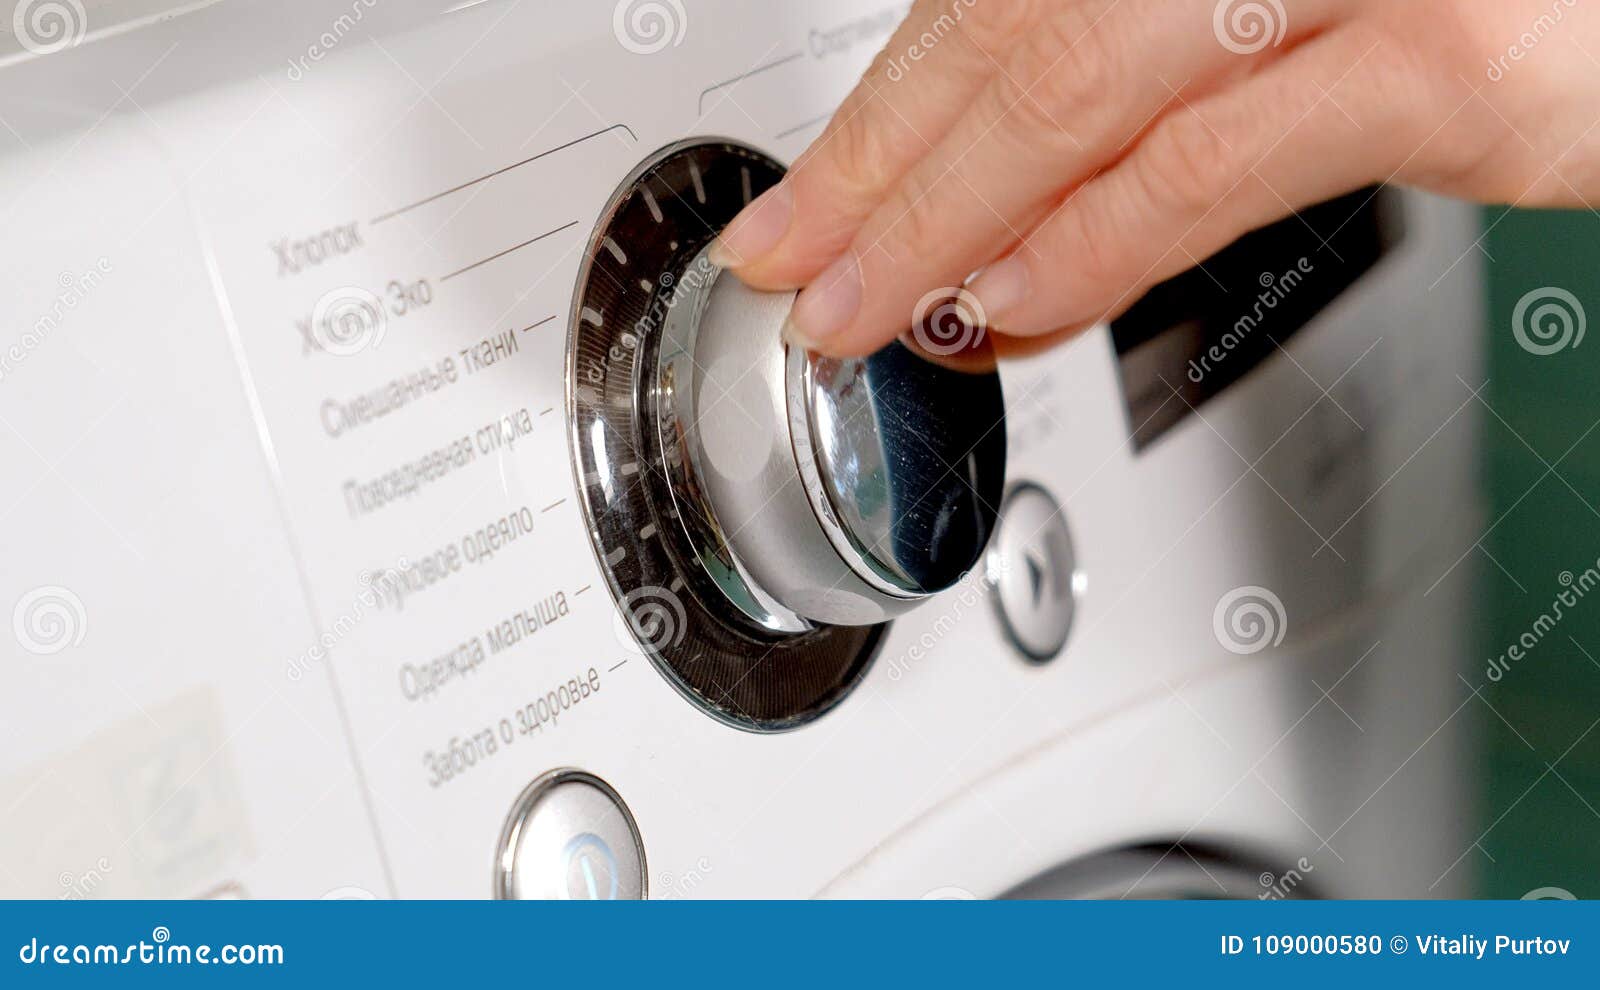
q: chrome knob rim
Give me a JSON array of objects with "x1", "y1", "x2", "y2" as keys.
[
  {"x1": 669, "y1": 259, "x2": 1006, "y2": 626},
  {"x1": 566, "y1": 138, "x2": 886, "y2": 731},
  {"x1": 653, "y1": 247, "x2": 812, "y2": 634},
  {"x1": 567, "y1": 138, "x2": 1004, "y2": 727},
  {"x1": 789, "y1": 335, "x2": 1006, "y2": 602}
]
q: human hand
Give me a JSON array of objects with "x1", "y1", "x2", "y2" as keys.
[{"x1": 710, "y1": 0, "x2": 1600, "y2": 357}]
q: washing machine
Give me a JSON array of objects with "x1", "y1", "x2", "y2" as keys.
[{"x1": 0, "y1": 0, "x2": 1483, "y2": 899}]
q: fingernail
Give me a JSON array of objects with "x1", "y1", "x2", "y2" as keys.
[
  {"x1": 790, "y1": 251, "x2": 862, "y2": 346},
  {"x1": 780, "y1": 316, "x2": 818, "y2": 352},
  {"x1": 967, "y1": 255, "x2": 1030, "y2": 324},
  {"x1": 709, "y1": 182, "x2": 793, "y2": 268}
]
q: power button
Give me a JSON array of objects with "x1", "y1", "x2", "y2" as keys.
[{"x1": 494, "y1": 769, "x2": 647, "y2": 900}]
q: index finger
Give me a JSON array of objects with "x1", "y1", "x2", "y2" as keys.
[{"x1": 711, "y1": 0, "x2": 1061, "y2": 288}]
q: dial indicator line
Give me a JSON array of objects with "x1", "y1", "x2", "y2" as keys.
[
  {"x1": 440, "y1": 220, "x2": 579, "y2": 281},
  {"x1": 696, "y1": 52, "x2": 804, "y2": 114},
  {"x1": 370, "y1": 123, "x2": 636, "y2": 224},
  {"x1": 775, "y1": 112, "x2": 831, "y2": 141}
]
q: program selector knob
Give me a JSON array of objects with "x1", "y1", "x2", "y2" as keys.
[
  {"x1": 656, "y1": 254, "x2": 1006, "y2": 629},
  {"x1": 569, "y1": 140, "x2": 1005, "y2": 727}
]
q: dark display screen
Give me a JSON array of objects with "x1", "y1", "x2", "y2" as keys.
[{"x1": 1111, "y1": 187, "x2": 1403, "y2": 450}]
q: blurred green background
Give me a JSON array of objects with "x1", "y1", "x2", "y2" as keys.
[{"x1": 1480, "y1": 206, "x2": 1600, "y2": 898}]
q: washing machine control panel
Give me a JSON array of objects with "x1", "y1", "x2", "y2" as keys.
[{"x1": 0, "y1": 0, "x2": 1481, "y2": 901}]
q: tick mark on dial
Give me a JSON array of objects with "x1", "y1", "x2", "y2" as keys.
[
  {"x1": 641, "y1": 186, "x2": 664, "y2": 224},
  {"x1": 688, "y1": 159, "x2": 707, "y2": 204}
]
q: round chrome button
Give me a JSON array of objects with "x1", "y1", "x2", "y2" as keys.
[
  {"x1": 683, "y1": 267, "x2": 1005, "y2": 627},
  {"x1": 796, "y1": 335, "x2": 1006, "y2": 601},
  {"x1": 987, "y1": 482, "x2": 1082, "y2": 663},
  {"x1": 494, "y1": 770, "x2": 646, "y2": 900}
]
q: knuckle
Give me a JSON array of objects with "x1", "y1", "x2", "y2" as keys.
[
  {"x1": 980, "y1": 73, "x2": 1067, "y2": 155},
  {"x1": 962, "y1": 0, "x2": 1044, "y2": 54},
  {"x1": 982, "y1": 9, "x2": 1118, "y2": 158},
  {"x1": 1337, "y1": 22, "x2": 1428, "y2": 140},
  {"x1": 873, "y1": 173, "x2": 951, "y2": 267},
  {"x1": 1139, "y1": 107, "x2": 1241, "y2": 215},
  {"x1": 1026, "y1": 9, "x2": 1119, "y2": 119},
  {"x1": 1344, "y1": 18, "x2": 1532, "y2": 198},
  {"x1": 1058, "y1": 194, "x2": 1139, "y2": 299},
  {"x1": 812, "y1": 96, "x2": 903, "y2": 203}
]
